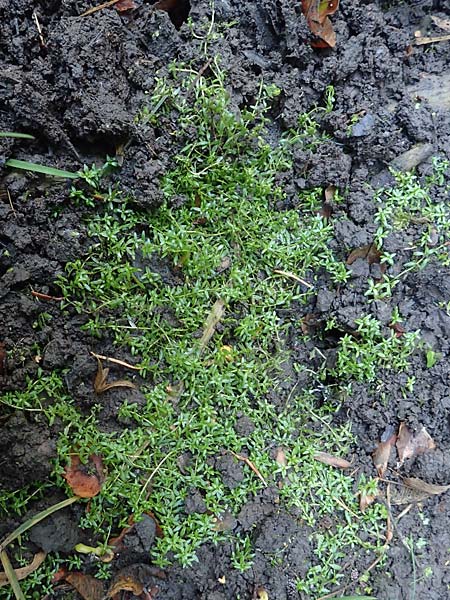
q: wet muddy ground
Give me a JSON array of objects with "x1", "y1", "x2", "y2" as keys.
[{"x1": 1, "y1": 0, "x2": 450, "y2": 598}]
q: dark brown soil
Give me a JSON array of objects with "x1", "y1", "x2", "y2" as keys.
[{"x1": 2, "y1": 0, "x2": 450, "y2": 599}]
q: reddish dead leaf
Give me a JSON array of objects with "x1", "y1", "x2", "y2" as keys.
[
  {"x1": 65, "y1": 572, "x2": 104, "y2": 600},
  {"x1": 324, "y1": 184, "x2": 336, "y2": 204},
  {"x1": 313, "y1": 451, "x2": 352, "y2": 469},
  {"x1": 396, "y1": 423, "x2": 436, "y2": 466},
  {"x1": 275, "y1": 447, "x2": 287, "y2": 467},
  {"x1": 389, "y1": 321, "x2": 406, "y2": 338},
  {"x1": 346, "y1": 243, "x2": 382, "y2": 266},
  {"x1": 301, "y1": 0, "x2": 340, "y2": 48},
  {"x1": 94, "y1": 357, "x2": 137, "y2": 394},
  {"x1": 63, "y1": 454, "x2": 106, "y2": 498},
  {"x1": 373, "y1": 428, "x2": 396, "y2": 477},
  {"x1": 115, "y1": 0, "x2": 136, "y2": 11}
]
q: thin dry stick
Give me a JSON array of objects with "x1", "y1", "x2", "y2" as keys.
[
  {"x1": 415, "y1": 33, "x2": 450, "y2": 45},
  {"x1": 316, "y1": 586, "x2": 347, "y2": 600},
  {"x1": 32, "y1": 10, "x2": 46, "y2": 47},
  {"x1": 6, "y1": 188, "x2": 16, "y2": 216},
  {"x1": 80, "y1": 0, "x2": 121, "y2": 17},
  {"x1": 90, "y1": 351, "x2": 141, "y2": 371},
  {"x1": 228, "y1": 450, "x2": 268, "y2": 487},
  {"x1": 273, "y1": 269, "x2": 313, "y2": 289}
]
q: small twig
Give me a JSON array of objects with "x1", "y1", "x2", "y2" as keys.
[
  {"x1": 414, "y1": 33, "x2": 450, "y2": 45},
  {"x1": 31, "y1": 290, "x2": 64, "y2": 302},
  {"x1": 228, "y1": 450, "x2": 267, "y2": 487},
  {"x1": 334, "y1": 496, "x2": 360, "y2": 520},
  {"x1": 32, "y1": 10, "x2": 46, "y2": 47},
  {"x1": 80, "y1": 0, "x2": 120, "y2": 17},
  {"x1": 6, "y1": 188, "x2": 16, "y2": 217},
  {"x1": 273, "y1": 269, "x2": 313, "y2": 289},
  {"x1": 138, "y1": 452, "x2": 174, "y2": 503},
  {"x1": 90, "y1": 351, "x2": 141, "y2": 371},
  {"x1": 317, "y1": 586, "x2": 347, "y2": 600}
]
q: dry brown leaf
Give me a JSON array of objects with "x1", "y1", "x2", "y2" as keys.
[
  {"x1": 373, "y1": 429, "x2": 396, "y2": 477},
  {"x1": 391, "y1": 477, "x2": 450, "y2": 505},
  {"x1": 0, "y1": 551, "x2": 46, "y2": 587},
  {"x1": 359, "y1": 490, "x2": 377, "y2": 513},
  {"x1": 94, "y1": 358, "x2": 136, "y2": 394},
  {"x1": 199, "y1": 299, "x2": 225, "y2": 353},
  {"x1": 396, "y1": 423, "x2": 436, "y2": 466},
  {"x1": 275, "y1": 447, "x2": 287, "y2": 467},
  {"x1": 63, "y1": 454, "x2": 106, "y2": 498},
  {"x1": 253, "y1": 586, "x2": 269, "y2": 600},
  {"x1": 346, "y1": 243, "x2": 382, "y2": 266},
  {"x1": 431, "y1": 15, "x2": 450, "y2": 32},
  {"x1": 107, "y1": 574, "x2": 143, "y2": 597},
  {"x1": 65, "y1": 572, "x2": 104, "y2": 600},
  {"x1": 212, "y1": 510, "x2": 236, "y2": 532},
  {"x1": 301, "y1": 0, "x2": 340, "y2": 48},
  {"x1": 313, "y1": 451, "x2": 352, "y2": 469}
]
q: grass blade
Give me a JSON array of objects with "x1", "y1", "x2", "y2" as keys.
[
  {"x1": 0, "y1": 496, "x2": 79, "y2": 552},
  {"x1": 5, "y1": 159, "x2": 79, "y2": 179},
  {"x1": 0, "y1": 551, "x2": 26, "y2": 600},
  {"x1": 0, "y1": 132, "x2": 35, "y2": 140}
]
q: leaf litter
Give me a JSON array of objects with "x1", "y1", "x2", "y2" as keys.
[
  {"x1": 301, "y1": 0, "x2": 340, "y2": 48},
  {"x1": 396, "y1": 422, "x2": 436, "y2": 467},
  {"x1": 93, "y1": 357, "x2": 137, "y2": 394},
  {"x1": 372, "y1": 426, "x2": 396, "y2": 478},
  {"x1": 63, "y1": 454, "x2": 106, "y2": 498}
]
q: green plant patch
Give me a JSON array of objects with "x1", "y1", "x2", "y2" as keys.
[{"x1": 1, "y1": 63, "x2": 393, "y2": 599}]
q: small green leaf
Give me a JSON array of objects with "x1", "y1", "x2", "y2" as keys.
[
  {"x1": 0, "y1": 131, "x2": 35, "y2": 139},
  {"x1": 5, "y1": 159, "x2": 79, "y2": 179}
]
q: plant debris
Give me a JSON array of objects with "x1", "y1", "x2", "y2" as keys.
[
  {"x1": 199, "y1": 299, "x2": 225, "y2": 353},
  {"x1": 373, "y1": 427, "x2": 396, "y2": 477},
  {"x1": 314, "y1": 451, "x2": 352, "y2": 469},
  {"x1": 396, "y1": 423, "x2": 436, "y2": 467},
  {"x1": 228, "y1": 450, "x2": 268, "y2": 487},
  {"x1": 391, "y1": 477, "x2": 450, "y2": 505},
  {"x1": 94, "y1": 357, "x2": 137, "y2": 394},
  {"x1": 63, "y1": 454, "x2": 106, "y2": 498},
  {"x1": 346, "y1": 243, "x2": 382, "y2": 266},
  {"x1": 301, "y1": 0, "x2": 340, "y2": 48},
  {"x1": 0, "y1": 551, "x2": 46, "y2": 588},
  {"x1": 54, "y1": 569, "x2": 104, "y2": 600}
]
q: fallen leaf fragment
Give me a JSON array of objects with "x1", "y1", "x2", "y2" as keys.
[
  {"x1": 373, "y1": 428, "x2": 396, "y2": 477},
  {"x1": 253, "y1": 586, "x2": 269, "y2": 600},
  {"x1": 199, "y1": 299, "x2": 225, "y2": 353},
  {"x1": 106, "y1": 564, "x2": 163, "y2": 599},
  {"x1": 63, "y1": 454, "x2": 106, "y2": 498},
  {"x1": 275, "y1": 447, "x2": 287, "y2": 467},
  {"x1": 396, "y1": 423, "x2": 435, "y2": 467},
  {"x1": 301, "y1": 0, "x2": 340, "y2": 48},
  {"x1": 359, "y1": 490, "x2": 377, "y2": 513},
  {"x1": 391, "y1": 477, "x2": 450, "y2": 505},
  {"x1": 65, "y1": 572, "x2": 104, "y2": 600},
  {"x1": 314, "y1": 451, "x2": 352, "y2": 469},
  {"x1": 431, "y1": 15, "x2": 450, "y2": 32},
  {"x1": 115, "y1": 0, "x2": 136, "y2": 11},
  {"x1": 0, "y1": 551, "x2": 46, "y2": 587},
  {"x1": 94, "y1": 357, "x2": 137, "y2": 394},
  {"x1": 346, "y1": 243, "x2": 382, "y2": 266}
]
